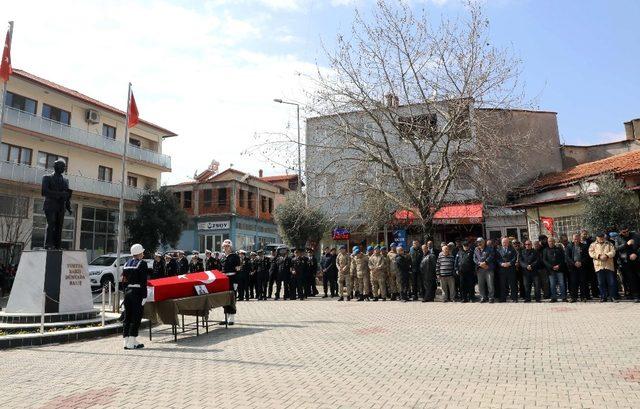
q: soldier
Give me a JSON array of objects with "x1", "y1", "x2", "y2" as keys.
[
  {"x1": 219, "y1": 239, "x2": 241, "y2": 325},
  {"x1": 177, "y1": 250, "x2": 189, "y2": 274},
  {"x1": 164, "y1": 254, "x2": 178, "y2": 277},
  {"x1": 364, "y1": 245, "x2": 374, "y2": 299},
  {"x1": 395, "y1": 245, "x2": 412, "y2": 302},
  {"x1": 152, "y1": 252, "x2": 165, "y2": 279},
  {"x1": 386, "y1": 246, "x2": 399, "y2": 300},
  {"x1": 236, "y1": 250, "x2": 251, "y2": 301},
  {"x1": 189, "y1": 250, "x2": 204, "y2": 273},
  {"x1": 351, "y1": 246, "x2": 370, "y2": 301},
  {"x1": 369, "y1": 246, "x2": 387, "y2": 301},
  {"x1": 267, "y1": 249, "x2": 278, "y2": 298},
  {"x1": 320, "y1": 247, "x2": 338, "y2": 298},
  {"x1": 270, "y1": 246, "x2": 292, "y2": 300},
  {"x1": 204, "y1": 249, "x2": 217, "y2": 271},
  {"x1": 291, "y1": 248, "x2": 307, "y2": 300},
  {"x1": 248, "y1": 251, "x2": 258, "y2": 299},
  {"x1": 122, "y1": 243, "x2": 148, "y2": 350},
  {"x1": 306, "y1": 248, "x2": 319, "y2": 297},
  {"x1": 336, "y1": 245, "x2": 352, "y2": 301},
  {"x1": 255, "y1": 250, "x2": 270, "y2": 300}
]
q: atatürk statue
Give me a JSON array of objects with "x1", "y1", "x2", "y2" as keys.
[{"x1": 41, "y1": 159, "x2": 72, "y2": 250}]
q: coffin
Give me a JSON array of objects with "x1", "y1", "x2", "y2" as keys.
[{"x1": 146, "y1": 270, "x2": 230, "y2": 302}]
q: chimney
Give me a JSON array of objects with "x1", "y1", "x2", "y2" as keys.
[
  {"x1": 385, "y1": 93, "x2": 399, "y2": 108},
  {"x1": 259, "y1": 169, "x2": 263, "y2": 178},
  {"x1": 624, "y1": 121, "x2": 634, "y2": 141}
]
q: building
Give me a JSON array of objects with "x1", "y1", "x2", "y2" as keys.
[
  {"x1": 0, "y1": 68, "x2": 176, "y2": 263},
  {"x1": 167, "y1": 167, "x2": 288, "y2": 252},
  {"x1": 305, "y1": 104, "x2": 563, "y2": 247},
  {"x1": 258, "y1": 170, "x2": 301, "y2": 208},
  {"x1": 511, "y1": 149, "x2": 640, "y2": 239}
]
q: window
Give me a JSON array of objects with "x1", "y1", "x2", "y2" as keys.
[
  {"x1": 248, "y1": 191, "x2": 254, "y2": 210},
  {"x1": 102, "y1": 124, "x2": 116, "y2": 140},
  {"x1": 37, "y1": 152, "x2": 68, "y2": 171},
  {"x1": 127, "y1": 175, "x2": 138, "y2": 188},
  {"x1": 0, "y1": 195, "x2": 29, "y2": 218},
  {"x1": 5, "y1": 91, "x2": 37, "y2": 114},
  {"x1": 42, "y1": 104, "x2": 70, "y2": 125},
  {"x1": 129, "y1": 137, "x2": 141, "y2": 147},
  {"x1": 398, "y1": 113, "x2": 437, "y2": 139},
  {"x1": 1, "y1": 143, "x2": 32, "y2": 165},
  {"x1": 98, "y1": 166, "x2": 113, "y2": 182},
  {"x1": 239, "y1": 190, "x2": 246, "y2": 208},
  {"x1": 33, "y1": 199, "x2": 75, "y2": 250},
  {"x1": 79, "y1": 206, "x2": 120, "y2": 259},
  {"x1": 260, "y1": 195, "x2": 267, "y2": 213},
  {"x1": 217, "y1": 188, "x2": 227, "y2": 205},
  {"x1": 268, "y1": 197, "x2": 273, "y2": 213},
  {"x1": 183, "y1": 191, "x2": 192, "y2": 208},
  {"x1": 203, "y1": 189, "x2": 213, "y2": 207}
]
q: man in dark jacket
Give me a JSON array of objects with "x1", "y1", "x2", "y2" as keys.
[
  {"x1": 520, "y1": 240, "x2": 541, "y2": 302},
  {"x1": 496, "y1": 237, "x2": 518, "y2": 302},
  {"x1": 204, "y1": 249, "x2": 217, "y2": 271},
  {"x1": 151, "y1": 253, "x2": 166, "y2": 279},
  {"x1": 565, "y1": 233, "x2": 592, "y2": 302},
  {"x1": 188, "y1": 251, "x2": 204, "y2": 273},
  {"x1": 270, "y1": 246, "x2": 292, "y2": 300},
  {"x1": 581, "y1": 229, "x2": 598, "y2": 299},
  {"x1": 306, "y1": 248, "x2": 319, "y2": 297},
  {"x1": 420, "y1": 244, "x2": 437, "y2": 302},
  {"x1": 614, "y1": 226, "x2": 640, "y2": 301},
  {"x1": 395, "y1": 246, "x2": 412, "y2": 302},
  {"x1": 455, "y1": 241, "x2": 476, "y2": 302},
  {"x1": 538, "y1": 235, "x2": 550, "y2": 298},
  {"x1": 254, "y1": 250, "x2": 271, "y2": 300},
  {"x1": 474, "y1": 238, "x2": 495, "y2": 303},
  {"x1": 543, "y1": 236, "x2": 567, "y2": 302},
  {"x1": 291, "y1": 248, "x2": 308, "y2": 300},
  {"x1": 177, "y1": 251, "x2": 189, "y2": 275},
  {"x1": 409, "y1": 240, "x2": 424, "y2": 300},
  {"x1": 164, "y1": 254, "x2": 179, "y2": 277},
  {"x1": 236, "y1": 250, "x2": 251, "y2": 301},
  {"x1": 321, "y1": 247, "x2": 338, "y2": 298}
]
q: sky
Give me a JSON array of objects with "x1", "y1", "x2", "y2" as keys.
[{"x1": 2, "y1": 0, "x2": 639, "y2": 185}]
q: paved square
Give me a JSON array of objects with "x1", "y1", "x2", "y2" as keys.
[{"x1": 2, "y1": 297, "x2": 640, "y2": 408}]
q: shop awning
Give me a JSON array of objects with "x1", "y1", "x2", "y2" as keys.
[{"x1": 393, "y1": 203, "x2": 483, "y2": 225}]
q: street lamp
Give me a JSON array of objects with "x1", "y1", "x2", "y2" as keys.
[{"x1": 273, "y1": 98, "x2": 301, "y2": 192}]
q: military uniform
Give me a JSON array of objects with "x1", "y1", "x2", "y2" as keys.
[
  {"x1": 271, "y1": 252, "x2": 292, "y2": 300},
  {"x1": 178, "y1": 256, "x2": 189, "y2": 274},
  {"x1": 387, "y1": 250, "x2": 400, "y2": 300},
  {"x1": 291, "y1": 253, "x2": 307, "y2": 300},
  {"x1": 220, "y1": 251, "x2": 241, "y2": 316},
  {"x1": 306, "y1": 252, "x2": 319, "y2": 297},
  {"x1": 254, "y1": 253, "x2": 271, "y2": 300},
  {"x1": 189, "y1": 256, "x2": 204, "y2": 273},
  {"x1": 165, "y1": 257, "x2": 179, "y2": 277},
  {"x1": 368, "y1": 252, "x2": 387, "y2": 300},
  {"x1": 237, "y1": 253, "x2": 251, "y2": 301},
  {"x1": 336, "y1": 251, "x2": 352, "y2": 300},
  {"x1": 122, "y1": 258, "x2": 148, "y2": 346},
  {"x1": 152, "y1": 257, "x2": 165, "y2": 279},
  {"x1": 351, "y1": 253, "x2": 370, "y2": 301}
]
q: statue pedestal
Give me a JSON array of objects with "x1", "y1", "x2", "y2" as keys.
[{"x1": 4, "y1": 250, "x2": 94, "y2": 314}]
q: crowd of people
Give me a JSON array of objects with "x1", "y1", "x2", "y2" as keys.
[{"x1": 146, "y1": 227, "x2": 640, "y2": 305}]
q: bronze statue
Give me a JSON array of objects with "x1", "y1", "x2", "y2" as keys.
[{"x1": 41, "y1": 159, "x2": 72, "y2": 250}]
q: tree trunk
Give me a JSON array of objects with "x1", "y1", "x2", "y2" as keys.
[{"x1": 419, "y1": 218, "x2": 435, "y2": 242}]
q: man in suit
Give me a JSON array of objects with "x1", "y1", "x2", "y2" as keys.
[
  {"x1": 496, "y1": 238, "x2": 518, "y2": 302},
  {"x1": 41, "y1": 159, "x2": 72, "y2": 249}
]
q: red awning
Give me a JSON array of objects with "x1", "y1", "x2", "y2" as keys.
[{"x1": 394, "y1": 203, "x2": 483, "y2": 225}]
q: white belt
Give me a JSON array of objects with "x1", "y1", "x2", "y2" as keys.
[
  {"x1": 128, "y1": 284, "x2": 141, "y2": 288},
  {"x1": 225, "y1": 272, "x2": 236, "y2": 276}
]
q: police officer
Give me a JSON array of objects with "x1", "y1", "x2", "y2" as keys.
[
  {"x1": 219, "y1": 239, "x2": 241, "y2": 325},
  {"x1": 177, "y1": 250, "x2": 189, "y2": 274},
  {"x1": 321, "y1": 247, "x2": 338, "y2": 298},
  {"x1": 189, "y1": 250, "x2": 204, "y2": 273},
  {"x1": 236, "y1": 250, "x2": 250, "y2": 301},
  {"x1": 204, "y1": 249, "x2": 217, "y2": 271},
  {"x1": 152, "y1": 252, "x2": 166, "y2": 279},
  {"x1": 306, "y1": 248, "x2": 318, "y2": 297},
  {"x1": 255, "y1": 250, "x2": 271, "y2": 300},
  {"x1": 291, "y1": 248, "x2": 307, "y2": 300},
  {"x1": 122, "y1": 243, "x2": 148, "y2": 350},
  {"x1": 164, "y1": 254, "x2": 178, "y2": 277},
  {"x1": 271, "y1": 246, "x2": 292, "y2": 300}
]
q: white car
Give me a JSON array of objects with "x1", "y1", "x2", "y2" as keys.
[{"x1": 88, "y1": 253, "x2": 132, "y2": 291}]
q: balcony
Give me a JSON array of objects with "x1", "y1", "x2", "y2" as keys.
[
  {"x1": 0, "y1": 160, "x2": 146, "y2": 201},
  {"x1": 3, "y1": 107, "x2": 171, "y2": 170}
]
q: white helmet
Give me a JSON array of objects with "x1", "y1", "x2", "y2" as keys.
[
  {"x1": 222, "y1": 239, "x2": 233, "y2": 247},
  {"x1": 130, "y1": 243, "x2": 145, "y2": 256}
]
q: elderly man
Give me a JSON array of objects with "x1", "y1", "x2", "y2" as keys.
[
  {"x1": 496, "y1": 237, "x2": 518, "y2": 303},
  {"x1": 395, "y1": 246, "x2": 412, "y2": 302},
  {"x1": 455, "y1": 241, "x2": 476, "y2": 302},
  {"x1": 520, "y1": 240, "x2": 541, "y2": 302},
  {"x1": 614, "y1": 226, "x2": 640, "y2": 301},
  {"x1": 436, "y1": 244, "x2": 456, "y2": 302},
  {"x1": 474, "y1": 238, "x2": 495, "y2": 303},
  {"x1": 409, "y1": 240, "x2": 424, "y2": 301},
  {"x1": 589, "y1": 232, "x2": 618, "y2": 302},
  {"x1": 421, "y1": 243, "x2": 437, "y2": 302},
  {"x1": 565, "y1": 233, "x2": 591, "y2": 302},
  {"x1": 336, "y1": 245, "x2": 352, "y2": 301},
  {"x1": 543, "y1": 237, "x2": 567, "y2": 303}
]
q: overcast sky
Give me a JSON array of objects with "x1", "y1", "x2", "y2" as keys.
[{"x1": 3, "y1": 0, "x2": 639, "y2": 185}]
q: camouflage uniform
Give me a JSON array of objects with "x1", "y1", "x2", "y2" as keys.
[
  {"x1": 368, "y1": 253, "x2": 387, "y2": 299},
  {"x1": 351, "y1": 253, "x2": 370, "y2": 299},
  {"x1": 336, "y1": 251, "x2": 352, "y2": 300},
  {"x1": 387, "y1": 250, "x2": 400, "y2": 298}
]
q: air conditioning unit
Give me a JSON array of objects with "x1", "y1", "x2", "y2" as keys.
[{"x1": 85, "y1": 109, "x2": 100, "y2": 124}]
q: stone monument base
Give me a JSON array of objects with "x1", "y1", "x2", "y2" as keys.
[{"x1": 4, "y1": 250, "x2": 94, "y2": 314}]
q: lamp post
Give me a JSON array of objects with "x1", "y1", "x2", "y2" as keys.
[{"x1": 273, "y1": 98, "x2": 301, "y2": 192}]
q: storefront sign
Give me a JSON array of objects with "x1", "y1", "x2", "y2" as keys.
[
  {"x1": 433, "y1": 217, "x2": 483, "y2": 225},
  {"x1": 393, "y1": 229, "x2": 407, "y2": 249},
  {"x1": 332, "y1": 228, "x2": 350, "y2": 240},
  {"x1": 197, "y1": 221, "x2": 230, "y2": 231}
]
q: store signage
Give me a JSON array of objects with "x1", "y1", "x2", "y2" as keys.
[
  {"x1": 332, "y1": 228, "x2": 350, "y2": 240},
  {"x1": 197, "y1": 221, "x2": 230, "y2": 231},
  {"x1": 393, "y1": 229, "x2": 407, "y2": 249}
]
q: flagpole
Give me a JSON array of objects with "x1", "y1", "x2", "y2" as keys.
[
  {"x1": 0, "y1": 21, "x2": 14, "y2": 148},
  {"x1": 114, "y1": 82, "x2": 131, "y2": 312}
]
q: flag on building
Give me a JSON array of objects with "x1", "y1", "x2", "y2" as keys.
[
  {"x1": 127, "y1": 91, "x2": 139, "y2": 128},
  {"x1": 540, "y1": 217, "x2": 555, "y2": 236},
  {"x1": 0, "y1": 25, "x2": 12, "y2": 82}
]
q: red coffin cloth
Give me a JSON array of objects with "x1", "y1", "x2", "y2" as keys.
[{"x1": 147, "y1": 270, "x2": 230, "y2": 302}]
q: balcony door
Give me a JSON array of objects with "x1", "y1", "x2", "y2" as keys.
[{"x1": 200, "y1": 234, "x2": 224, "y2": 253}]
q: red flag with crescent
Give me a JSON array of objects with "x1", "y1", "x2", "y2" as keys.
[
  {"x1": 127, "y1": 91, "x2": 139, "y2": 128},
  {"x1": 0, "y1": 27, "x2": 12, "y2": 82},
  {"x1": 541, "y1": 217, "x2": 555, "y2": 236}
]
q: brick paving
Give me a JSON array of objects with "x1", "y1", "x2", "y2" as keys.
[{"x1": 2, "y1": 297, "x2": 640, "y2": 408}]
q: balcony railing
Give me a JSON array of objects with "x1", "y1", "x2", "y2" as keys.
[
  {"x1": 0, "y1": 160, "x2": 146, "y2": 201},
  {"x1": 3, "y1": 107, "x2": 171, "y2": 169}
]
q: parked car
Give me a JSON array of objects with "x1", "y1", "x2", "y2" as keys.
[
  {"x1": 88, "y1": 253, "x2": 132, "y2": 291},
  {"x1": 262, "y1": 243, "x2": 286, "y2": 257}
]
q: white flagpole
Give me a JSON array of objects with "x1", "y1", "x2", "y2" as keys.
[
  {"x1": 0, "y1": 21, "x2": 14, "y2": 148},
  {"x1": 114, "y1": 82, "x2": 132, "y2": 311}
]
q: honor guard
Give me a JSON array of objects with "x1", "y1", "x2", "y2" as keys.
[
  {"x1": 204, "y1": 249, "x2": 217, "y2": 271},
  {"x1": 164, "y1": 254, "x2": 179, "y2": 277},
  {"x1": 220, "y1": 240, "x2": 241, "y2": 325},
  {"x1": 336, "y1": 245, "x2": 352, "y2": 301},
  {"x1": 255, "y1": 250, "x2": 271, "y2": 300},
  {"x1": 122, "y1": 243, "x2": 148, "y2": 350},
  {"x1": 306, "y1": 248, "x2": 319, "y2": 297},
  {"x1": 189, "y1": 251, "x2": 204, "y2": 273},
  {"x1": 177, "y1": 250, "x2": 189, "y2": 274},
  {"x1": 271, "y1": 246, "x2": 292, "y2": 300},
  {"x1": 291, "y1": 248, "x2": 307, "y2": 300},
  {"x1": 152, "y1": 252, "x2": 166, "y2": 279}
]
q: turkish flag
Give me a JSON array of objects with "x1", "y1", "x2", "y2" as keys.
[
  {"x1": 0, "y1": 28, "x2": 12, "y2": 82},
  {"x1": 127, "y1": 91, "x2": 139, "y2": 128},
  {"x1": 541, "y1": 217, "x2": 555, "y2": 236},
  {"x1": 147, "y1": 270, "x2": 230, "y2": 302}
]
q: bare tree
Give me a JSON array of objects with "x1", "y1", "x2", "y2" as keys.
[
  {"x1": 0, "y1": 187, "x2": 32, "y2": 266},
  {"x1": 252, "y1": 1, "x2": 544, "y2": 238}
]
